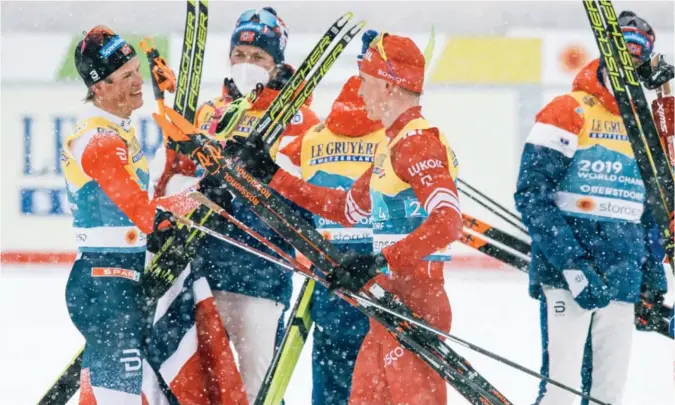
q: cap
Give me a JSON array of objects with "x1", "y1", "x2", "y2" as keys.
[{"x1": 74, "y1": 26, "x2": 137, "y2": 87}]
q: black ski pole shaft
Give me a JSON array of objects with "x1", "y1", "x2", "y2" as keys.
[
  {"x1": 462, "y1": 213, "x2": 530, "y2": 255},
  {"x1": 460, "y1": 230, "x2": 530, "y2": 270},
  {"x1": 187, "y1": 194, "x2": 515, "y2": 403},
  {"x1": 457, "y1": 178, "x2": 524, "y2": 221},
  {"x1": 458, "y1": 184, "x2": 528, "y2": 234},
  {"x1": 190, "y1": 192, "x2": 605, "y2": 405},
  {"x1": 363, "y1": 284, "x2": 611, "y2": 405}
]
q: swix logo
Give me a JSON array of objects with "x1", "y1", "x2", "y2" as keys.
[
  {"x1": 655, "y1": 100, "x2": 668, "y2": 134},
  {"x1": 363, "y1": 49, "x2": 373, "y2": 62},
  {"x1": 120, "y1": 349, "x2": 142, "y2": 372},
  {"x1": 384, "y1": 346, "x2": 405, "y2": 367}
]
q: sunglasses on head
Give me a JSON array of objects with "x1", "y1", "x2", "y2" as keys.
[
  {"x1": 371, "y1": 32, "x2": 399, "y2": 81},
  {"x1": 237, "y1": 9, "x2": 281, "y2": 29}
]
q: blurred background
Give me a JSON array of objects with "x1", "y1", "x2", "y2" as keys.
[
  {"x1": 1, "y1": 0, "x2": 673, "y2": 261},
  {"x1": 1, "y1": 2, "x2": 674, "y2": 404}
]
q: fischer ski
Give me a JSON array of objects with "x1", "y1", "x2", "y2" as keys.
[
  {"x1": 583, "y1": 0, "x2": 674, "y2": 269},
  {"x1": 38, "y1": 3, "x2": 210, "y2": 399},
  {"x1": 184, "y1": 191, "x2": 612, "y2": 405},
  {"x1": 174, "y1": 0, "x2": 208, "y2": 123},
  {"x1": 255, "y1": 279, "x2": 315, "y2": 405},
  {"x1": 37, "y1": 205, "x2": 219, "y2": 405}
]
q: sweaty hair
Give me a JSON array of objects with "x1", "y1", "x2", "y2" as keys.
[{"x1": 83, "y1": 77, "x2": 113, "y2": 103}]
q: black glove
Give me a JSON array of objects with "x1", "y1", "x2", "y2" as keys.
[
  {"x1": 147, "y1": 210, "x2": 177, "y2": 254},
  {"x1": 198, "y1": 175, "x2": 234, "y2": 213},
  {"x1": 326, "y1": 253, "x2": 388, "y2": 292},
  {"x1": 635, "y1": 288, "x2": 666, "y2": 332},
  {"x1": 267, "y1": 63, "x2": 295, "y2": 90},
  {"x1": 637, "y1": 55, "x2": 675, "y2": 90},
  {"x1": 227, "y1": 135, "x2": 280, "y2": 184}
]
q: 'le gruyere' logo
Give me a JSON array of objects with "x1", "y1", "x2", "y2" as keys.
[{"x1": 309, "y1": 141, "x2": 378, "y2": 166}]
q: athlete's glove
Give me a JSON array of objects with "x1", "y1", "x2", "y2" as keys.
[
  {"x1": 327, "y1": 252, "x2": 388, "y2": 292},
  {"x1": 637, "y1": 55, "x2": 674, "y2": 90},
  {"x1": 635, "y1": 288, "x2": 667, "y2": 332},
  {"x1": 147, "y1": 210, "x2": 177, "y2": 254},
  {"x1": 226, "y1": 135, "x2": 280, "y2": 184},
  {"x1": 562, "y1": 261, "x2": 611, "y2": 310},
  {"x1": 197, "y1": 175, "x2": 234, "y2": 213}
]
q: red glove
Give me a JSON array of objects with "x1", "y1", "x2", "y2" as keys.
[{"x1": 652, "y1": 95, "x2": 674, "y2": 167}]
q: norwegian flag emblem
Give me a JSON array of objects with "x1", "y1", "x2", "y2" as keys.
[
  {"x1": 239, "y1": 31, "x2": 255, "y2": 43},
  {"x1": 121, "y1": 44, "x2": 132, "y2": 56}
]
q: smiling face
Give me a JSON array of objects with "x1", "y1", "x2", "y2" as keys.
[{"x1": 91, "y1": 57, "x2": 143, "y2": 117}]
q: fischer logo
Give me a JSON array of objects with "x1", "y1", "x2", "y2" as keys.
[{"x1": 384, "y1": 346, "x2": 405, "y2": 367}]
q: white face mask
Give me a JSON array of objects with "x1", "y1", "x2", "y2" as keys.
[{"x1": 230, "y1": 63, "x2": 271, "y2": 96}]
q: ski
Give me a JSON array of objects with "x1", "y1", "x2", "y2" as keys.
[
  {"x1": 255, "y1": 279, "x2": 315, "y2": 405},
  {"x1": 459, "y1": 214, "x2": 674, "y2": 339},
  {"x1": 173, "y1": 0, "x2": 198, "y2": 119},
  {"x1": 457, "y1": 178, "x2": 526, "y2": 234},
  {"x1": 249, "y1": 12, "x2": 356, "y2": 146},
  {"x1": 37, "y1": 204, "x2": 219, "y2": 405},
  {"x1": 462, "y1": 213, "x2": 531, "y2": 255},
  {"x1": 595, "y1": 1, "x2": 674, "y2": 200},
  {"x1": 186, "y1": 192, "x2": 610, "y2": 405},
  {"x1": 582, "y1": 0, "x2": 674, "y2": 269},
  {"x1": 188, "y1": 193, "x2": 514, "y2": 404},
  {"x1": 184, "y1": 0, "x2": 208, "y2": 123},
  {"x1": 460, "y1": 230, "x2": 530, "y2": 271},
  {"x1": 38, "y1": 4, "x2": 210, "y2": 398}
]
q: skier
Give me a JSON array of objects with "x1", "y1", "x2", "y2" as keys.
[
  {"x1": 150, "y1": 7, "x2": 320, "y2": 403},
  {"x1": 226, "y1": 32, "x2": 463, "y2": 405},
  {"x1": 62, "y1": 26, "x2": 175, "y2": 403},
  {"x1": 282, "y1": 30, "x2": 384, "y2": 405},
  {"x1": 513, "y1": 11, "x2": 669, "y2": 405}
]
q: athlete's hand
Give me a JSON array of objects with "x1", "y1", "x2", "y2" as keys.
[
  {"x1": 147, "y1": 209, "x2": 176, "y2": 254},
  {"x1": 562, "y1": 260, "x2": 611, "y2": 310},
  {"x1": 226, "y1": 135, "x2": 280, "y2": 184},
  {"x1": 327, "y1": 253, "x2": 388, "y2": 292}
]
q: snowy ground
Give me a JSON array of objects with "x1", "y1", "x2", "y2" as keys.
[{"x1": 1, "y1": 264, "x2": 673, "y2": 405}]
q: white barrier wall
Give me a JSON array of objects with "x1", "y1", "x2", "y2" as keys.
[{"x1": 1, "y1": 84, "x2": 520, "y2": 259}]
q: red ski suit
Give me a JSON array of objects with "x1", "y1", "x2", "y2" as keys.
[{"x1": 269, "y1": 106, "x2": 463, "y2": 405}]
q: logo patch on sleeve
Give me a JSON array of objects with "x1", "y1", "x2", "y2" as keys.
[{"x1": 92, "y1": 267, "x2": 141, "y2": 282}]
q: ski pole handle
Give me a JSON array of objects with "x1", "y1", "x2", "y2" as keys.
[{"x1": 140, "y1": 37, "x2": 177, "y2": 114}]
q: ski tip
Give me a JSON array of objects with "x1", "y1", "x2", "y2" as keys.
[
  {"x1": 349, "y1": 20, "x2": 367, "y2": 35},
  {"x1": 337, "y1": 12, "x2": 354, "y2": 27}
]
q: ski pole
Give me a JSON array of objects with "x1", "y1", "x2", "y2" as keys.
[{"x1": 182, "y1": 195, "x2": 611, "y2": 405}]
